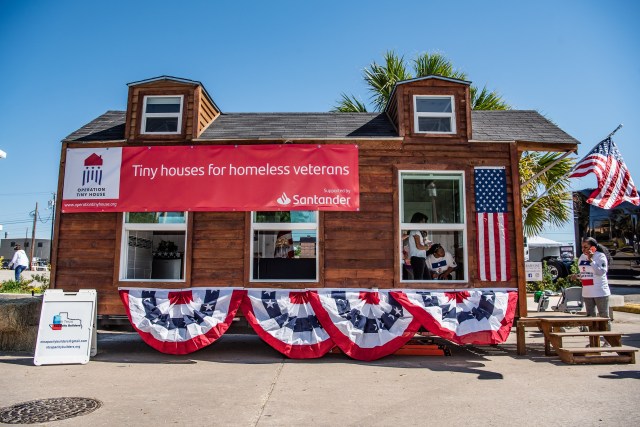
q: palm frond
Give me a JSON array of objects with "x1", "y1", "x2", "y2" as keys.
[
  {"x1": 413, "y1": 52, "x2": 467, "y2": 80},
  {"x1": 520, "y1": 152, "x2": 575, "y2": 236},
  {"x1": 331, "y1": 93, "x2": 368, "y2": 112},
  {"x1": 471, "y1": 85, "x2": 510, "y2": 110},
  {"x1": 363, "y1": 50, "x2": 412, "y2": 112}
]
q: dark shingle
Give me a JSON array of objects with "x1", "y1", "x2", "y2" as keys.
[
  {"x1": 64, "y1": 109, "x2": 579, "y2": 145},
  {"x1": 472, "y1": 110, "x2": 579, "y2": 144}
]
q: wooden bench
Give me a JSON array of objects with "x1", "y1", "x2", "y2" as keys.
[
  {"x1": 516, "y1": 317, "x2": 542, "y2": 355},
  {"x1": 539, "y1": 316, "x2": 610, "y2": 356},
  {"x1": 548, "y1": 330, "x2": 637, "y2": 364}
]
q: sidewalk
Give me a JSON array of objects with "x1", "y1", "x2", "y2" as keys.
[{"x1": 1, "y1": 296, "x2": 639, "y2": 426}]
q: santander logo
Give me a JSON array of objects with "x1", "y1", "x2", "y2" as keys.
[{"x1": 276, "y1": 192, "x2": 291, "y2": 205}]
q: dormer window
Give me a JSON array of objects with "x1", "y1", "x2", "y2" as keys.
[
  {"x1": 414, "y1": 95, "x2": 456, "y2": 134},
  {"x1": 141, "y1": 95, "x2": 183, "y2": 134}
]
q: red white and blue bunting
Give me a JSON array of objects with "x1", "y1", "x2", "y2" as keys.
[
  {"x1": 119, "y1": 287, "x2": 244, "y2": 355},
  {"x1": 392, "y1": 290, "x2": 518, "y2": 345},
  {"x1": 308, "y1": 290, "x2": 421, "y2": 361},
  {"x1": 119, "y1": 288, "x2": 517, "y2": 359},
  {"x1": 241, "y1": 290, "x2": 334, "y2": 359}
]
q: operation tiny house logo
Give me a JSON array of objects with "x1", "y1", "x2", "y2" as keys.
[
  {"x1": 63, "y1": 147, "x2": 122, "y2": 202},
  {"x1": 49, "y1": 312, "x2": 83, "y2": 330},
  {"x1": 82, "y1": 153, "x2": 103, "y2": 185}
]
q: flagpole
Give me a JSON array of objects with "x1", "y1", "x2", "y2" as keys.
[
  {"x1": 605, "y1": 123, "x2": 623, "y2": 140},
  {"x1": 522, "y1": 124, "x2": 624, "y2": 216}
]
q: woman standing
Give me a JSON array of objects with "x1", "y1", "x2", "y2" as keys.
[
  {"x1": 577, "y1": 237, "x2": 611, "y2": 329},
  {"x1": 408, "y1": 212, "x2": 430, "y2": 280}
]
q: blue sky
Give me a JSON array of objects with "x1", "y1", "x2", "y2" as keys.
[{"x1": 0, "y1": 0, "x2": 639, "y2": 244}]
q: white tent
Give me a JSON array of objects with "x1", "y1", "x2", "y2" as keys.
[{"x1": 528, "y1": 236, "x2": 563, "y2": 261}]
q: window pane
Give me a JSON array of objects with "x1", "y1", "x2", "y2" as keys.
[
  {"x1": 402, "y1": 174, "x2": 462, "y2": 224},
  {"x1": 145, "y1": 117, "x2": 178, "y2": 133},
  {"x1": 252, "y1": 230, "x2": 317, "y2": 280},
  {"x1": 126, "y1": 230, "x2": 185, "y2": 280},
  {"x1": 146, "y1": 97, "x2": 181, "y2": 113},
  {"x1": 418, "y1": 117, "x2": 451, "y2": 132},
  {"x1": 254, "y1": 211, "x2": 317, "y2": 224},
  {"x1": 402, "y1": 230, "x2": 465, "y2": 281},
  {"x1": 125, "y1": 212, "x2": 186, "y2": 224},
  {"x1": 416, "y1": 97, "x2": 452, "y2": 113}
]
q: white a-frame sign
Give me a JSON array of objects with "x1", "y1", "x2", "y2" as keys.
[{"x1": 34, "y1": 289, "x2": 97, "y2": 365}]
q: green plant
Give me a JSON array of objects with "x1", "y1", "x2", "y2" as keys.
[{"x1": 525, "y1": 261, "x2": 565, "y2": 292}]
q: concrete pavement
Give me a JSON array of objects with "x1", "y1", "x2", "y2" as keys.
[{"x1": 1, "y1": 296, "x2": 640, "y2": 426}]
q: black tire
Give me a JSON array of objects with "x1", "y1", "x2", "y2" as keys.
[{"x1": 546, "y1": 259, "x2": 567, "y2": 282}]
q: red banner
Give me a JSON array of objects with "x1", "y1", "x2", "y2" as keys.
[{"x1": 61, "y1": 145, "x2": 359, "y2": 212}]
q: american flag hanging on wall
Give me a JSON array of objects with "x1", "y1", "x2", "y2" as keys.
[
  {"x1": 474, "y1": 167, "x2": 510, "y2": 281},
  {"x1": 569, "y1": 137, "x2": 639, "y2": 209}
]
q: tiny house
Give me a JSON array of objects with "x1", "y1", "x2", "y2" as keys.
[{"x1": 52, "y1": 75, "x2": 579, "y2": 321}]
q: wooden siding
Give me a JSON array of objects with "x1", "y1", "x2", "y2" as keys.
[
  {"x1": 196, "y1": 86, "x2": 219, "y2": 137},
  {"x1": 126, "y1": 81, "x2": 197, "y2": 142},
  {"x1": 54, "y1": 213, "x2": 120, "y2": 314},
  {"x1": 191, "y1": 212, "x2": 245, "y2": 286}
]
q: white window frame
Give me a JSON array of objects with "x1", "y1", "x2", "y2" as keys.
[
  {"x1": 250, "y1": 212, "x2": 319, "y2": 283},
  {"x1": 413, "y1": 95, "x2": 456, "y2": 134},
  {"x1": 399, "y1": 170, "x2": 468, "y2": 283},
  {"x1": 141, "y1": 95, "x2": 184, "y2": 135},
  {"x1": 119, "y1": 212, "x2": 188, "y2": 282}
]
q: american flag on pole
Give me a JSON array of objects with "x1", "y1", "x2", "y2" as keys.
[
  {"x1": 569, "y1": 137, "x2": 639, "y2": 209},
  {"x1": 474, "y1": 167, "x2": 510, "y2": 281}
]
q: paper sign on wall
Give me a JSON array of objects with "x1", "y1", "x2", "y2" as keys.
[
  {"x1": 525, "y1": 262, "x2": 543, "y2": 282},
  {"x1": 34, "y1": 289, "x2": 97, "y2": 366}
]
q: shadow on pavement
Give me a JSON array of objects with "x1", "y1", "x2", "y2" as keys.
[{"x1": 0, "y1": 331, "x2": 508, "y2": 380}]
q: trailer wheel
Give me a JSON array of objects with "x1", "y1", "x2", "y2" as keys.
[{"x1": 545, "y1": 259, "x2": 567, "y2": 282}]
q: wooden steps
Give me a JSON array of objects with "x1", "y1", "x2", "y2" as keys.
[{"x1": 549, "y1": 331, "x2": 637, "y2": 364}]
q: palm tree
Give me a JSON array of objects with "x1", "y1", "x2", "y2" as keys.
[
  {"x1": 333, "y1": 50, "x2": 572, "y2": 236},
  {"x1": 519, "y1": 152, "x2": 574, "y2": 236},
  {"x1": 332, "y1": 51, "x2": 509, "y2": 112}
]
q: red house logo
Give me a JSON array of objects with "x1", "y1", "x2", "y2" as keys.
[{"x1": 83, "y1": 153, "x2": 103, "y2": 185}]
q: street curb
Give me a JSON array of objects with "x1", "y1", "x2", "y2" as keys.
[{"x1": 612, "y1": 304, "x2": 640, "y2": 315}]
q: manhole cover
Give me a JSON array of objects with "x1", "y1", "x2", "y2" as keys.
[{"x1": 0, "y1": 397, "x2": 102, "y2": 424}]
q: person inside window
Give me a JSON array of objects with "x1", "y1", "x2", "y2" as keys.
[
  {"x1": 425, "y1": 243, "x2": 457, "y2": 280},
  {"x1": 408, "y1": 212, "x2": 430, "y2": 280}
]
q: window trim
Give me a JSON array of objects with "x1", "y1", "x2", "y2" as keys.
[
  {"x1": 119, "y1": 212, "x2": 189, "y2": 282},
  {"x1": 413, "y1": 95, "x2": 456, "y2": 134},
  {"x1": 398, "y1": 169, "x2": 468, "y2": 283},
  {"x1": 249, "y1": 211, "x2": 319, "y2": 283},
  {"x1": 141, "y1": 95, "x2": 184, "y2": 135}
]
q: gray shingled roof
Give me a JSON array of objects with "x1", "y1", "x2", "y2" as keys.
[
  {"x1": 472, "y1": 110, "x2": 579, "y2": 144},
  {"x1": 199, "y1": 113, "x2": 397, "y2": 139},
  {"x1": 64, "y1": 109, "x2": 579, "y2": 145}
]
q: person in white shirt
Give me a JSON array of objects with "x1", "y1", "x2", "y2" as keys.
[
  {"x1": 408, "y1": 212, "x2": 430, "y2": 280},
  {"x1": 9, "y1": 244, "x2": 30, "y2": 282},
  {"x1": 574, "y1": 237, "x2": 611, "y2": 329},
  {"x1": 425, "y1": 243, "x2": 457, "y2": 280}
]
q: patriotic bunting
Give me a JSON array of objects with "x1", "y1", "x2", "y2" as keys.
[
  {"x1": 119, "y1": 288, "x2": 517, "y2": 357},
  {"x1": 392, "y1": 290, "x2": 518, "y2": 345},
  {"x1": 119, "y1": 287, "x2": 245, "y2": 354},
  {"x1": 241, "y1": 290, "x2": 334, "y2": 359},
  {"x1": 308, "y1": 290, "x2": 421, "y2": 361}
]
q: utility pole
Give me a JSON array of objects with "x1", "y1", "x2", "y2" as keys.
[
  {"x1": 30, "y1": 202, "x2": 38, "y2": 270},
  {"x1": 49, "y1": 193, "x2": 56, "y2": 262}
]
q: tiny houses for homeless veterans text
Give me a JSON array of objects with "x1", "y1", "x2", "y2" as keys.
[{"x1": 51, "y1": 75, "x2": 579, "y2": 319}]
